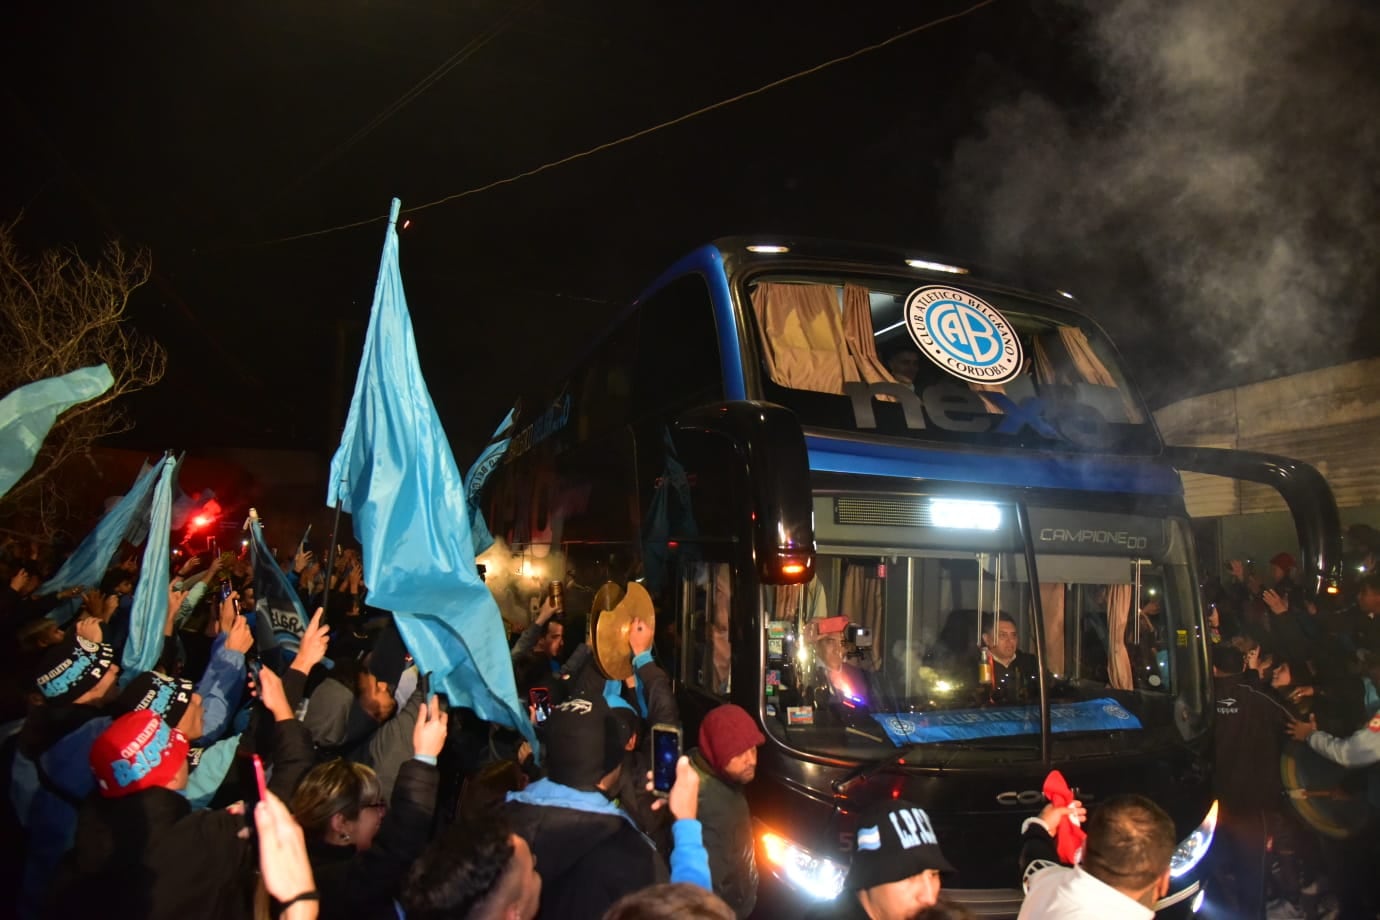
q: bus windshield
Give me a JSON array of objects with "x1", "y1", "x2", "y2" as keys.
[
  {"x1": 746, "y1": 273, "x2": 1160, "y2": 454},
  {"x1": 759, "y1": 509, "x2": 1208, "y2": 764}
]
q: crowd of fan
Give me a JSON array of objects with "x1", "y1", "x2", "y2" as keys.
[
  {"x1": 3, "y1": 522, "x2": 1379, "y2": 920},
  {"x1": 0, "y1": 537, "x2": 965, "y2": 920},
  {"x1": 1204, "y1": 527, "x2": 1380, "y2": 919}
]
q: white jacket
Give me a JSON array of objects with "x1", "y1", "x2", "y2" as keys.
[{"x1": 1017, "y1": 865, "x2": 1154, "y2": 920}]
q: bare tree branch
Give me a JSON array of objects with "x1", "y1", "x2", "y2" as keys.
[{"x1": 0, "y1": 215, "x2": 166, "y2": 542}]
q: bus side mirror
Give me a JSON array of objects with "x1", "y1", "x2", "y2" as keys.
[
  {"x1": 1162, "y1": 445, "x2": 1343, "y2": 600},
  {"x1": 674, "y1": 401, "x2": 816, "y2": 585}
]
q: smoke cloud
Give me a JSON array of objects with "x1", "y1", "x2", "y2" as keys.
[{"x1": 943, "y1": 0, "x2": 1380, "y2": 405}]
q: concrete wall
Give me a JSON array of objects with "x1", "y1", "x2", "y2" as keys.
[{"x1": 1154, "y1": 359, "x2": 1380, "y2": 569}]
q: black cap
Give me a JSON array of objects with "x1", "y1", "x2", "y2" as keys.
[
  {"x1": 541, "y1": 694, "x2": 626, "y2": 791},
  {"x1": 846, "y1": 800, "x2": 956, "y2": 891}
]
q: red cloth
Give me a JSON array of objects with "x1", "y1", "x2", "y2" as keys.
[{"x1": 1043, "y1": 770, "x2": 1086, "y2": 864}]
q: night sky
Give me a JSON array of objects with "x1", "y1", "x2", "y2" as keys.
[{"x1": 4, "y1": 0, "x2": 1377, "y2": 461}]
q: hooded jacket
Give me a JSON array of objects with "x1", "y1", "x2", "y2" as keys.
[
  {"x1": 689, "y1": 748, "x2": 758, "y2": 918},
  {"x1": 505, "y1": 777, "x2": 668, "y2": 917},
  {"x1": 49, "y1": 715, "x2": 313, "y2": 920}
]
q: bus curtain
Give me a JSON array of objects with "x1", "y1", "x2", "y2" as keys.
[
  {"x1": 1105, "y1": 583, "x2": 1135, "y2": 690},
  {"x1": 751, "y1": 282, "x2": 896, "y2": 394}
]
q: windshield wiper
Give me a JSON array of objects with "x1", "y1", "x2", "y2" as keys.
[{"x1": 831, "y1": 743, "x2": 922, "y2": 795}]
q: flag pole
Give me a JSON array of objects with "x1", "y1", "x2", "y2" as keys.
[
  {"x1": 321, "y1": 497, "x2": 344, "y2": 621},
  {"x1": 322, "y1": 200, "x2": 401, "y2": 623}
]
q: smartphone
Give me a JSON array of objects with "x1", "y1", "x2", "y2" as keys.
[
  {"x1": 219, "y1": 580, "x2": 233, "y2": 603},
  {"x1": 651, "y1": 722, "x2": 682, "y2": 797},
  {"x1": 529, "y1": 687, "x2": 552, "y2": 723}
]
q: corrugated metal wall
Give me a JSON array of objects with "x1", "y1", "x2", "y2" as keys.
[{"x1": 1155, "y1": 358, "x2": 1380, "y2": 517}]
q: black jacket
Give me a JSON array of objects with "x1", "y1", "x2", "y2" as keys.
[
  {"x1": 310, "y1": 758, "x2": 438, "y2": 920},
  {"x1": 689, "y1": 749, "x2": 757, "y2": 918},
  {"x1": 50, "y1": 716, "x2": 313, "y2": 920},
  {"x1": 1212, "y1": 673, "x2": 1291, "y2": 811},
  {"x1": 504, "y1": 783, "x2": 666, "y2": 919}
]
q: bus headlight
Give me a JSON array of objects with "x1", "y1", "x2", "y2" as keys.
[
  {"x1": 1169, "y1": 800, "x2": 1217, "y2": 879},
  {"x1": 760, "y1": 829, "x2": 848, "y2": 901}
]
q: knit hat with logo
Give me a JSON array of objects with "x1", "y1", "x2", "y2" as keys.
[
  {"x1": 113, "y1": 671, "x2": 195, "y2": 727},
  {"x1": 846, "y1": 799, "x2": 956, "y2": 890},
  {"x1": 34, "y1": 635, "x2": 116, "y2": 703},
  {"x1": 90, "y1": 711, "x2": 189, "y2": 798}
]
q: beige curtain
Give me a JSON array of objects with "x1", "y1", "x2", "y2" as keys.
[
  {"x1": 841, "y1": 565, "x2": 885, "y2": 671},
  {"x1": 843, "y1": 284, "x2": 895, "y2": 384},
  {"x1": 1105, "y1": 583, "x2": 1134, "y2": 690},
  {"x1": 1038, "y1": 583, "x2": 1066, "y2": 675},
  {"x1": 751, "y1": 283, "x2": 856, "y2": 394},
  {"x1": 1057, "y1": 327, "x2": 1144, "y2": 422}
]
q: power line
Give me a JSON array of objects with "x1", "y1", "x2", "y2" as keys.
[
  {"x1": 247, "y1": 0, "x2": 999, "y2": 248},
  {"x1": 273, "y1": 2, "x2": 535, "y2": 199}
]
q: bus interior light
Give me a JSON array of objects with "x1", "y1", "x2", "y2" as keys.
[
  {"x1": 905, "y1": 258, "x2": 969, "y2": 275},
  {"x1": 930, "y1": 499, "x2": 1002, "y2": 531},
  {"x1": 760, "y1": 830, "x2": 847, "y2": 901},
  {"x1": 1169, "y1": 800, "x2": 1218, "y2": 879},
  {"x1": 747, "y1": 244, "x2": 790, "y2": 254}
]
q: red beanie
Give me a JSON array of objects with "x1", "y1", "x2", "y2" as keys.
[
  {"x1": 90, "y1": 711, "x2": 189, "y2": 798},
  {"x1": 698, "y1": 704, "x2": 765, "y2": 776},
  {"x1": 1269, "y1": 552, "x2": 1296, "y2": 572}
]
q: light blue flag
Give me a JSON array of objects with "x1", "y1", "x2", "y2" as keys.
[
  {"x1": 40, "y1": 457, "x2": 164, "y2": 624},
  {"x1": 464, "y1": 408, "x2": 515, "y2": 557},
  {"x1": 327, "y1": 199, "x2": 535, "y2": 749},
  {"x1": 247, "y1": 513, "x2": 308, "y2": 654},
  {"x1": 121, "y1": 455, "x2": 177, "y2": 681},
  {"x1": 0, "y1": 364, "x2": 114, "y2": 499}
]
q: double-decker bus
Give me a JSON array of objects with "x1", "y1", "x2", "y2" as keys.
[{"x1": 481, "y1": 237, "x2": 1341, "y2": 917}]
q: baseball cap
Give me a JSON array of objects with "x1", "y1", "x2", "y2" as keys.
[
  {"x1": 90, "y1": 711, "x2": 190, "y2": 798},
  {"x1": 34, "y1": 635, "x2": 116, "y2": 703},
  {"x1": 846, "y1": 800, "x2": 955, "y2": 891},
  {"x1": 541, "y1": 694, "x2": 627, "y2": 790}
]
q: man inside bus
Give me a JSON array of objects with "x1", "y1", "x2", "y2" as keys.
[
  {"x1": 806, "y1": 799, "x2": 953, "y2": 920},
  {"x1": 808, "y1": 616, "x2": 875, "y2": 710},
  {"x1": 984, "y1": 613, "x2": 1040, "y2": 703},
  {"x1": 883, "y1": 344, "x2": 922, "y2": 388}
]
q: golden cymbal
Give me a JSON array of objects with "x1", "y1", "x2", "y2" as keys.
[
  {"x1": 591, "y1": 581, "x2": 654, "y2": 681},
  {"x1": 591, "y1": 581, "x2": 625, "y2": 619}
]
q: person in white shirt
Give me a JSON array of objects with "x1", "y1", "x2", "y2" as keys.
[{"x1": 1016, "y1": 794, "x2": 1175, "y2": 920}]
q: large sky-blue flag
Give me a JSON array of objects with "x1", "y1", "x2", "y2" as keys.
[
  {"x1": 121, "y1": 454, "x2": 176, "y2": 680},
  {"x1": 0, "y1": 364, "x2": 114, "y2": 499},
  {"x1": 464, "y1": 407, "x2": 514, "y2": 557},
  {"x1": 40, "y1": 456, "x2": 163, "y2": 624},
  {"x1": 327, "y1": 199, "x2": 534, "y2": 749}
]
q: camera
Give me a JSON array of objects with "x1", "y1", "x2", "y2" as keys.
[{"x1": 846, "y1": 623, "x2": 873, "y2": 649}]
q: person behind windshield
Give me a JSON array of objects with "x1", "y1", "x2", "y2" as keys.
[
  {"x1": 808, "y1": 617, "x2": 873, "y2": 709},
  {"x1": 984, "y1": 613, "x2": 1038, "y2": 703}
]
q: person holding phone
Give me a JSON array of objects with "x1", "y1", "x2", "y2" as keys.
[{"x1": 687, "y1": 703, "x2": 766, "y2": 919}]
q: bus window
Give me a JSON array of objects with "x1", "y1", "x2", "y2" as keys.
[
  {"x1": 760, "y1": 513, "x2": 1207, "y2": 761},
  {"x1": 632, "y1": 274, "x2": 723, "y2": 421},
  {"x1": 682, "y1": 561, "x2": 733, "y2": 697},
  {"x1": 746, "y1": 274, "x2": 1159, "y2": 454}
]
